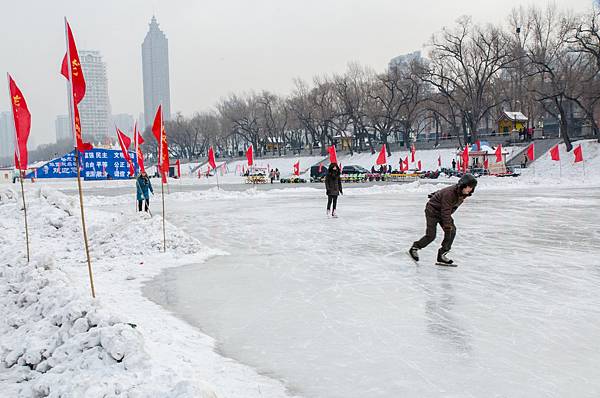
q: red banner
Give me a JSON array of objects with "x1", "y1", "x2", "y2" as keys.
[
  {"x1": 293, "y1": 161, "x2": 300, "y2": 176},
  {"x1": 495, "y1": 145, "x2": 503, "y2": 163},
  {"x1": 134, "y1": 123, "x2": 145, "y2": 173},
  {"x1": 116, "y1": 128, "x2": 135, "y2": 177},
  {"x1": 376, "y1": 144, "x2": 387, "y2": 165},
  {"x1": 208, "y1": 146, "x2": 217, "y2": 169},
  {"x1": 328, "y1": 145, "x2": 338, "y2": 164},
  {"x1": 550, "y1": 145, "x2": 560, "y2": 161},
  {"x1": 246, "y1": 145, "x2": 254, "y2": 166},
  {"x1": 152, "y1": 105, "x2": 169, "y2": 183},
  {"x1": 574, "y1": 145, "x2": 584, "y2": 163},
  {"x1": 526, "y1": 143, "x2": 535, "y2": 161},
  {"x1": 8, "y1": 75, "x2": 31, "y2": 170}
]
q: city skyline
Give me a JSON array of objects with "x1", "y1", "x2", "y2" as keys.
[
  {"x1": 142, "y1": 16, "x2": 171, "y2": 129},
  {"x1": 0, "y1": 0, "x2": 594, "y2": 149}
]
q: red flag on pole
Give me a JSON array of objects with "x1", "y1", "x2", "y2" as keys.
[
  {"x1": 134, "y1": 123, "x2": 145, "y2": 173},
  {"x1": 417, "y1": 160, "x2": 422, "y2": 171},
  {"x1": 462, "y1": 146, "x2": 469, "y2": 172},
  {"x1": 550, "y1": 144, "x2": 560, "y2": 161},
  {"x1": 61, "y1": 20, "x2": 92, "y2": 152},
  {"x1": 574, "y1": 145, "x2": 584, "y2": 163},
  {"x1": 116, "y1": 128, "x2": 135, "y2": 177},
  {"x1": 483, "y1": 158, "x2": 489, "y2": 170},
  {"x1": 526, "y1": 143, "x2": 535, "y2": 161},
  {"x1": 438, "y1": 155, "x2": 441, "y2": 167},
  {"x1": 411, "y1": 144, "x2": 416, "y2": 162},
  {"x1": 208, "y1": 146, "x2": 217, "y2": 169},
  {"x1": 495, "y1": 145, "x2": 503, "y2": 163},
  {"x1": 175, "y1": 159, "x2": 181, "y2": 177},
  {"x1": 246, "y1": 145, "x2": 254, "y2": 166},
  {"x1": 376, "y1": 144, "x2": 387, "y2": 165},
  {"x1": 403, "y1": 156, "x2": 409, "y2": 170},
  {"x1": 293, "y1": 161, "x2": 300, "y2": 176},
  {"x1": 475, "y1": 140, "x2": 481, "y2": 151},
  {"x1": 399, "y1": 159, "x2": 404, "y2": 173},
  {"x1": 152, "y1": 105, "x2": 169, "y2": 183},
  {"x1": 328, "y1": 145, "x2": 338, "y2": 164},
  {"x1": 8, "y1": 75, "x2": 31, "y2": 170}
]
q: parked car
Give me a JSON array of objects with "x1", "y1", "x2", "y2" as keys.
[
  {"x1": 341, "y1": 165, "x2": 369, "y2": 175},
  {"x1": 310, "y1": 165, "x2": 328, "y2": 182}
]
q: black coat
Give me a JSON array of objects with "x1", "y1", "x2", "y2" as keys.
[{"x1": 325, "y1": 172, "x2": 343, "y2": 196}]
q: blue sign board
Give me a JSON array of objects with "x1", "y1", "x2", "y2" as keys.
[{"x1": 28, "y1": 149, "x2": 138, "y2": 180}]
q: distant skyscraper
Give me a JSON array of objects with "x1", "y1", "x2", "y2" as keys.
[
  {"x1": 388, "y1": 51, "x2": 422, "y2": 73},
  {"x1": 142, "y1": 16, "x2": 171, "y2": 129},
  {"x1": 111, "y1": 113, "x2": 135, "y2": 133},
  {"x1": 79, "y1": 50, "x2": 111, "y2": 139},
  {"x1": 55, "y1": 115, "x2": 71, "y2": 143},
  {"x1": 0, "y1": 111, "x2": 15, "y2": 159}
]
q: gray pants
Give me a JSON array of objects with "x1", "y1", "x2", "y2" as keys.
[{"x1": 413, "y1": 209, "x2": 456, "y2": 254}]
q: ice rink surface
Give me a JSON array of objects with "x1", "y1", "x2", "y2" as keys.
[{"x1": 143, "y1": 183, "x2": 600, "y2": 398}]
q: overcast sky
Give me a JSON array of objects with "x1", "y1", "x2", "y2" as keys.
[{"x1": 0, "y1": 0, "x2": 593, "y2": 147}]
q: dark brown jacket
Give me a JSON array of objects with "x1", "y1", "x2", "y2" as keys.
[
  {"x1": 426, "y1": 185, "x2": 467, "y2": 228},
  {"x1": 325, "y1": 173, "x2": 343, "y2": 196}
]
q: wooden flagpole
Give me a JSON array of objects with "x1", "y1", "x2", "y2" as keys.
[
  {"x1": 159, "y1": 105, "x2": 167, "y2": 252},
  {"x1": 7, "y1": 73, "x2": 30, "y2": 262},
  {"x1": 64, "y1": 17, "x2": 95, "y2": 298}
]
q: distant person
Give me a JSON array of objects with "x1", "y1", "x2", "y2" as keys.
[
  {"x1": 275, "y1": 168, "x2": 280, "y2": 180},
  {"x1": 452, "y1": 159, "x2": 456, "y2": 170},
  {"x1": 521, "y1": 154, "x2": 528, "y2": 168},
  {"x1": 388, "y1": 165, "x2": 392, "y2": 174},
  {"x1": 371, "y1": 166, "x2": 376, "y2": 174},
  {"x1": 409, "y1": 174, "x2": 478, "y2": 266},
  {"x1": 136, "y1": 171, "x2": 153, "y2": 212},
  {"x1": 269, "y1": 169, "x2": 275, "y2": 184},
  {"x1": 325, "y1": 162, "x2": 343, "y2": 218}
]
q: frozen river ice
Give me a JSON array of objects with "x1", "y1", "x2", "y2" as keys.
[{"x1": 143, "y1": 184, "x2": 600, "y2": 398}]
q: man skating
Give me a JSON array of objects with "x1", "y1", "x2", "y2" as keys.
[{"x1": 409, "y1": 174, "x2": 478, "y2": 266}]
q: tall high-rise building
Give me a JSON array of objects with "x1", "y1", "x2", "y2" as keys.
[
  {"x1": 0, "y1": 111, "x2": 15, "y2": 159},
  {"x1": 55, "y1": 115, "x2": 71, "y2": 143},
  {"x1": 142, "y1": 16, "x2": 171, "y2": 129},
  {"x1": 111, "y1": 113, "x2": 134, "y2": 133},
  {"x1": 79, "y1": 50, "x2": 111, "y2": 140}
]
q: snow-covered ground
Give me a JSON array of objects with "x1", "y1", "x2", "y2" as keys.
[{"x1": 1, "y1": 139, "x2": 599, "y2": 397}]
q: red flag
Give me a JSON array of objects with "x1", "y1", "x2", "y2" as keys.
[
  {"x1": 134, "y1": 123, "x2": 145, "y2": 173},
  {"x1": 403, "y1": 156, "x2": 409, "y2": 170},
  {"x1": 484, "y1": 158, "x2": 489, "y2": 169},
  {"x1": 574, "y1": 145, "x2": 584, "y2": 163},
  {"x1": 417, "y1": 160, "x2": 422, "y2": 171},
  {"x1": 175, "y1": 159, "x2": 181, "y2": 177},
  {"x1": 526, "y1": 143, "x2": 535, "y2": 161},
  {"x1": 376, "y1": 144, "x2": 387, "y2": 165},
  {"x1": 462, "y1": 146, "x2": 469, "y2": 172},
  {"x1": 152, "y1": 105, "x2": 169, "y2": 183},
  {"x1": 475, "y1": 140, "x2": 481, "y2": 151},
  {"x1": 116, "y1": 128, "x2": 135, "y2": 177},
  {"x1": 495, "y1": 145, "x2": 503, "y2": 163},
  {"x1": 293, "y1": 161, "x2": 300, "y2": 176},
  {"x1": 8, "y1": 75, "x2": 31, "y2": 170},
  {"x1": 61, "y1": 20, "x2": 85, "y2": 105},
  {"x1": 208, "y1": 146, "x2": 217, "y2": 169},
  {"x1": 550, "y1": 144, "x2": 560, "y2": 161},
  {"x1": 246, "y1": 145, "x2": 254, "y2": 166},
  {"x1": 328, "y1": 145, "x2": 338, "y2": 164},
  {"x1": 411, "y1": 144, "x2": 416, "y2": 162},
  {"x1": 399, "y1": 159, "x2": 404, "y2": 173},
  {"x1": 319, "y1": 163, "x2": 323, "y2": 172},
  {"x1": 438, "y1": 155, "x2": 441, "y2": 167},
  {"x1": 61, "y1": 20, "x2": 92, "y2": 152}
]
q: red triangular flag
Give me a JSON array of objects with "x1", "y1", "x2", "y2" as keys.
[
  {"x1": 328, "y1": 145, "x2": 338, "y2": 164},
  {"x1": 417, "y1": 160, "x2": 422, "y2": 171},
  {"x1": 175, "y1": 159, "x2": 181, "y2": 177},
  {"x1": 411, "y1": 144, "x2": 416, "y2": 163},
  {"x1": 293, "y1": 161, "x2": 300, "y2": 176},
  {"x1": 404, "y1": 156, "x2": 409, "y2": 170},
  {"x1": 550, "y1": 145, "x2": 560, "y2": 161},
  {"x1": 116, "y1": 128, "x2": 135, "y2": 177},
  {"x1": 574, "y1": 145, "x2": 584, "y2": 163},
  {"x1": 462, "y1": 146, "x2": 469, "y2": 172},
  {"x1": 246, "y1": 145, "x2": 254, "y2": 166},
  {"x1": 526, "y1": 143, "x2": 535, "y2": 161},
  {"x1": 376, "y1": 144, "x2": 387, "y2": 165},
  {"x1": 208, "y1": 146, "x2": 217, "y2": 169},
  {"x1": 399, "y1": 158, "x2": 404, "y2": 173},
  {"x1": 475, "y1": 140, "x2": 481, "y2": 151},
  {"x1": 61, "y1": 20, "x2": 86, "y2": 105},
  {"x1": 134, "y1": 123, "x2": 145, "y2": 173},
  {"x1": 152, "y1": 105, "x2": 169, "y2": 183},
  {"x1": 8, "y1": 75, "x2": 31, "y2": 170},
  {"x1": 495, "y1": 145, "x2": 503, "y2": 163}
]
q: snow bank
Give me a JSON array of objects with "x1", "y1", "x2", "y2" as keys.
[{"x1": 0, "y1": 187, "x2": 232, "y2": 397}]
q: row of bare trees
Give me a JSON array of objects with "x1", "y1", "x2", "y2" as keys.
[{"x1": 21, "y1": 4, "x2": 598, "y2": 167}]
